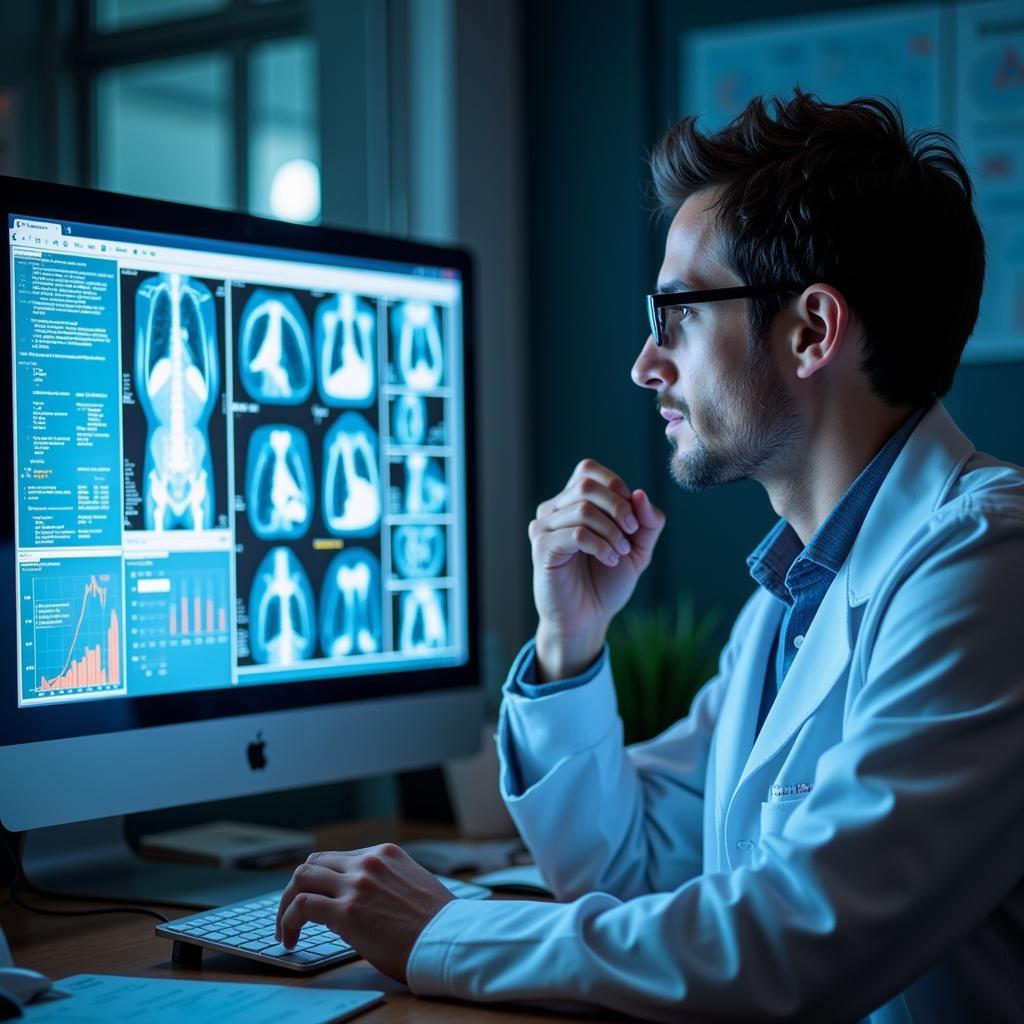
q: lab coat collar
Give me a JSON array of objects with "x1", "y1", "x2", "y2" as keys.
[
  {"x1": 846, "y1": 401, "x2": 975, "y2": 606},
  {"x1": 732, "y1": 401, "x2": 975, "y2": 794}
]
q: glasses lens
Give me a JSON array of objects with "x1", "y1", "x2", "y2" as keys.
[{"x1": 647, "y1": 300, "x2": 663, "y2": 347}]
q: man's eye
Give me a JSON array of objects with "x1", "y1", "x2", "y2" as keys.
[{"x1": 663, "y1": 306, "x2": 692, "y2": 336}]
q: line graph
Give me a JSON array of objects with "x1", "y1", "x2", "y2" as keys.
[{"x1": 27, "y1": 563, "x2": 124, "y2": 699}]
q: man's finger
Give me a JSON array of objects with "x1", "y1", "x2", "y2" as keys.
[
  {"x1": 536, "y1": 524, "x2": 622, "y2": 568},
  {"x1": 275, "y1": 862, "x2": 345, "y2": 938},
  {"x1": 568, "y1": 458, "x2": 632, "y2": 501},
  {"x1": 279, "y1": 891, "x2": 341, "y2": 949},
  {"x1": 541, "y1": 503, "x2": 632, "y2": 557}
]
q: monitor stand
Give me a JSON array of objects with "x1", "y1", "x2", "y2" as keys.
[{"x1": 20, "y1": 817, "x2": 292, "y2": 909}]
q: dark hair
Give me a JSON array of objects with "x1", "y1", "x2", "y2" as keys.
[{"x1": 651, "y1": 90, "x2": 985, "y2": 407}]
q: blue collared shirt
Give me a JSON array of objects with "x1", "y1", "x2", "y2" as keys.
[
  {"x1": 746, "y1": 407, "x2": 925, "y2": 735},
  {"x1": 514, "y1": 409, "x2": 926, "y2": 713}
]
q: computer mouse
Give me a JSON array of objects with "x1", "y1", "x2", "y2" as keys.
[{"x1": 0, "y1": 966, "x2": 52, "y2": 1004}]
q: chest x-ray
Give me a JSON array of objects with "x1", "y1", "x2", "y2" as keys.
[
  {"x1": 245, "y1": 425, "x2": 314, "y2": 540},
  {"x1": 398, "y1": 585, "x2": 448, "y2": 652},
  {"x1": 316, "y1": 293, "x2": 376, "y2": 407},
  {"x1": 401, "y1": 454, "x2": 448, "y2": 514},
  {"x1": 239, "y1": 289, "x2": 313, "y2": 404},
  {"x1": 248, "y1": 546, "x2": 317, "y2": 665},
  {"x1": 323, "y1": 412, "x2": 381, "y2": 536},
  {"x1": 392, "y1": 302, "x2": 445, "y2": 390},
  {"x1": 135, "y1": 272, "x2": 219, "y2": 531},
  {"x1": 320, "y1": 549, "x2": 382, "y2": 657}
]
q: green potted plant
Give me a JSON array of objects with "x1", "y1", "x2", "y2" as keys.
[{"x1": 608, "y1": 597, "x2": 720, "y2": 745}]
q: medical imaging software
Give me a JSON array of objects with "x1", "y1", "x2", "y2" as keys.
[{"x1": 10, "y1": 215, "x2": 468, "y2": 705}]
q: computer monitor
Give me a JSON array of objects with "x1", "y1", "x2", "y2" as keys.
[{"x1": 0, "y1": 176, "x2": 480, "y2": 904}]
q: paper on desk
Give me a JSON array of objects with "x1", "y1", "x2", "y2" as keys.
[{"x1": 24, "y1": 974, "x2": 383, "y2": 1023}]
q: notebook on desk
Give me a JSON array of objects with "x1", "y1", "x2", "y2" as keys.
[{"x1": 21, "y1": 974, "x2": 383, "y2": 1023}]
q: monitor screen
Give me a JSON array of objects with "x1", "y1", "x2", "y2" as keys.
[{"x1": 0, "y1": 177, "x2": 480, "y2": 833}]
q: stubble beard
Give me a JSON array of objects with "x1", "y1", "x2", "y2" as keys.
[{"x1": 668, "y1": 341, "x2": 802, "y2": 492}]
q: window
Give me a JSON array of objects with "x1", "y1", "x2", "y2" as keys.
[{"x1": 83, "y1": 0, "x2": 320, "y2": 221}]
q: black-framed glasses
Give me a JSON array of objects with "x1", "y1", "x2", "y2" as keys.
[{"x1": 646, "y1": 283, "x2": 804, "y2": 347}]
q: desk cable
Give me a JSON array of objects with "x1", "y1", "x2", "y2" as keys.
[{"x1": 0, "y1": 837, "x2": 169, "y2": 924}]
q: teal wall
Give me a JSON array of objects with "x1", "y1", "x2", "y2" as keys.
[{"x1": 523, "y1": 0, "x2": 1024, "y2": 644}]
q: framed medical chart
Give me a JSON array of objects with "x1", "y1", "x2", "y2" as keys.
[{"x1": 682, "y1": 1, "x2": 1024, "y2": 363}]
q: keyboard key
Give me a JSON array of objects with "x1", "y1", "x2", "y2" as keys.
[{"x1": 309, "y1": 941, "x2": 352, "y2": 955}]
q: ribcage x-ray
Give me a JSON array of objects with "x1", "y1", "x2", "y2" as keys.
[
  {"x1": 393, "y1": 525, "x2": 446, "y2": 578},
  {"x1": 392, "y1": 302, "x2": 445, "y2": 390},
  {"x1": 239, "y1": 289, "x2": 313, "y2": 404},
  {"x1": 135, "y1": 272, "x2": 219, "y2": 531},
  {"x1": 400, "y1": 454, "x2": 448, "y2": 514},
  {"x1": 245, "y1": 425, "x2": 314, "y2": 540},
  {"x1": 398, "y1": 585, "x2": 448, "y2": 652},
  {"x1": 248, "y1": 546, "x2": 317, "y2": 665},
  {"x1": 320, "y1": 549, "x2": 382, "y2": 657},
  {"x1": 323, "y1": 412, "x2": 381, "y2": 535},
  {"x1": 316, "y1": 293, "x2": 376, "y2": 407}
]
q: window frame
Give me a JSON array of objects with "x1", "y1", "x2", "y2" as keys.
[{"x1": 75, "y1": 0, "x2": 312, "y2": 211}]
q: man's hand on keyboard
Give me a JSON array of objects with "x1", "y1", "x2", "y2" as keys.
[{"x1": 275, "y1": 844, "x2": 455, "y2": 982}]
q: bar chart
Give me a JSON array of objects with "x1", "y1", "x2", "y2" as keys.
[{"x1": 125, "y1": 551, "x2": 233, "y2": 694}]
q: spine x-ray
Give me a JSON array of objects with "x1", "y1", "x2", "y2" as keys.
[{"x1": 135, "y1": 272, "x2": 219, "y2": 531}]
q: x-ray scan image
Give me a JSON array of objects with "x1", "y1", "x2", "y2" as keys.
[
  {"x1": 391, "y1": 454, "x2": 448, "y2": 514},
  {"x1": 135, "y1": 272, "x2": 220, "y2": 531},
  {"x1": 239, "y1": 289, "x2": 313, "y2": 404},
  {"x1": 389, "y1": 394, "x2": 448, "y2": 447},
  {"x1": 397, "y1": 585, "x2": 448, "y2": 652},
  {"x1": 391, "y1": 302, "x2": 445, "y2": 390},
  {"x1": 316, "y1": 293, "x2": 376, "y2": 407},
  {"x1": 392, "y1": 525, "x2": 446, "y2": 579},
  {"x1": 320, "y1": 548, "x2": 382, "y2": 657},
  {"x1": 391, "y1": 394, "x2": 427, "y2": 445},
  {"x1": 248, "y1": 546, "x2": 317, "y2": 665},
  {"x1": 323, "y1": 412, "x2": 381, "y2": 536},
  {"x1": 245, "y1": 425, "x2": 314, "y2": 540}
]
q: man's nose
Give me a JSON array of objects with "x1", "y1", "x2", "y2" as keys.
[{"x1": 631, "y1": 334, "x2": 675, "y2": 390}]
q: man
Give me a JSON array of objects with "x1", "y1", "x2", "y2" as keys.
[{"x1": 276, "y1": 92, "x2": 1024, "y2": 1021}]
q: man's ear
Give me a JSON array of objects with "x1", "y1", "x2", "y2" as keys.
[{"x1": 789, "y1": 284, "x2": 848, "y2": 380}]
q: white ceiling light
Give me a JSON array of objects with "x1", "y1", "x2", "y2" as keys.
[{"x1": 269, "y1": 158, "x2": 321, "y2": 223}]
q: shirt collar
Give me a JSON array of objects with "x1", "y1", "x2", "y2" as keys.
[{"x1": 747, "y1": 407, "x2": 927, "y2": 603}]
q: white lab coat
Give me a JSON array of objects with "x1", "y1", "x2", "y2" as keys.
[{"x1": 406, "y1": 402, "x2": 1024, "y2": 1022}]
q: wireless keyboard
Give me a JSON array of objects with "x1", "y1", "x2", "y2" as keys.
[{"x1": 156, "y1": 875, "x2": 491, "y2": 973}]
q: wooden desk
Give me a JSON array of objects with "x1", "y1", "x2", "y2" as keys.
[{"x1": 1, "y1": 819, "x2": 620, "y2": 1023}]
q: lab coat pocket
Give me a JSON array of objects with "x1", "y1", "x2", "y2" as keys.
[{"x1": 760, "y1": 793, "x2": 811, "y2": 838}]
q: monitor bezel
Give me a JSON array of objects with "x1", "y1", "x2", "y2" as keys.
[{"x1": 0, "y1": 174, "x2": 479, "y2": 748}]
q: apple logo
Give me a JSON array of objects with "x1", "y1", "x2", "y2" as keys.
[{"x1": 247, "y1": 731, "x2": 267, "y2": 770}]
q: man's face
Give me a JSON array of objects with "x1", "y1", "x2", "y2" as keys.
[{"x1": 631, "y1": 192, "x2": 802, "y2": 491}]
